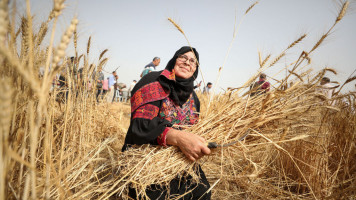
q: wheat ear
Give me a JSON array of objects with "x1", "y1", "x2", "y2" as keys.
[
  {"x1": 336, "y1": 1, "x2": 349, "y2": 23},
  {"x1": 99, "y1": 49, "x2": 108, "y2": 61},
  {"x1": 0, "y1": 0, "x2": 9, "y2": 44},
  {"x1": 87, "y1": 36, "x2": 91, "y2": 56},
  {"x1": 168, "y1": 17, "x2": 184, "y2": 35},
  {"x1": 0, "y1": 78, "x2": 13, "y2": 200},
  {"x1": 52, "y1": 17, "x2": 78, "y2": 67}
]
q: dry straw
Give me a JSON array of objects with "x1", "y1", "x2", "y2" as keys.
[{"x1": 1, "y1": 0, "x2": 355, "y2": 200}]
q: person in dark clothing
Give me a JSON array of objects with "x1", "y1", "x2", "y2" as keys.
[
  {"x1": 95, "y1": 67, "x2": 105, "y2": 102},
  {"x1": 122, "y1": 46, "x2": 211, "y2": 200},
  {"x1": 250, "y1": 73, "x2": 270, "y2": 96}
]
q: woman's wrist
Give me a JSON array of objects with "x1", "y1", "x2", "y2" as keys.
[
  {"x1": 157, "y1": 127, "x2": 171, "y2": 147},
  {"x1": 166, "y1": 129, "x2": 180, "y2": 146}
]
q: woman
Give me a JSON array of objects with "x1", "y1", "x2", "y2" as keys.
[{"x1": 122, "y1": 46, "x2": 211, "y2": 199}]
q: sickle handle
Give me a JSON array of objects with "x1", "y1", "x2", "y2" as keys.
[{"x1": 207, "y1": 142, "x2": 218, "y2": 148}]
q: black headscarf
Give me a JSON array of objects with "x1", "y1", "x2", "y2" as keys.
[{"x1": 158, "y1": 46, "x2": 199, "y2": 106}]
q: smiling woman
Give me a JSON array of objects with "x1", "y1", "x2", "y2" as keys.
[
  {"x1": 174, "y1": 52, "x2": 198, "y2": 79},
  {"x1": 122, "y1": 46, "x2": 211, "y2": 199}
]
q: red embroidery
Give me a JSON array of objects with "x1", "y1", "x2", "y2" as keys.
[
  {"x1": 157, "y1": 127, "x2": 171, "y2": 146},
  {"x1": 161, "y1": 69, "x2": 175, "y2": 81},
  {"x1": 159, "y1": 94, "x2": 199, "y2": 126},
  {"x1": 131, "y1": 81, "x2": 169, "y2": 113},
  {"x1": 132, "y1": 104, "x2": 159, "y2": 120}
]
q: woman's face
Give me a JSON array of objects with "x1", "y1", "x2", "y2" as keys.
[{"x1": 173, "y1": 51, "x2": 197, "y2": 79}]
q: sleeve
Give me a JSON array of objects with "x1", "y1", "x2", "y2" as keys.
[{"x1": 122, "y1": 100, "x2": 173, "y2": 151}]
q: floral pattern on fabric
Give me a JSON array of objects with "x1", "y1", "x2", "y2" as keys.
[
  {"x1": 132, "y1": 104, "x2": 159, "y2": 120},
  {"x1": 159, "y1": 94, "x2": 199, "y2": 127},
  {"x1": 161, "y1": 69, "x2": 175, "y2": 81},
  {"x1": 130, "y1": 81, "x2": 169, "y2": 113}
]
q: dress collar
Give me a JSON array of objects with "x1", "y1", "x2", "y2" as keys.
[{"x1": 160, "y1": 69, "x2": 175, "y2": 81}]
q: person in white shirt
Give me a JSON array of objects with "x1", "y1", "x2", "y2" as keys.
[
  {"x1": 318, "y1": 77, "x2": 335, "y2": 106},
  {"x1": 107, "y1": 71, "x2": 117, "y2": 102},
  {"x1": 203, "y1": 82, "x2": 212, "y2": 94},
  {"x1": 128, "y1": 80, "x2": 137, "y2": 98},
  {"x1": 320, "y1": 77, "x2": 333, "y2": 99}
]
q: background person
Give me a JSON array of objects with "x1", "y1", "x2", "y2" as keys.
[
  {"x1": 140, "y1": 57, "x2": 160, "y2": 77},
  {"x1": 203, "y1": 82, "x2": 212, "y2": 94},
  {"x1": 101, "y1": 78, "x2": 109, "y2": 102},
  {"x1": 107, "y1": 71, "x2": 117, "y2": 102},
  {"x1": 128, "y1": 80, "x2": 137, "y2": 99},
  {"x1": 122, "y1": 46, "x2": 211, "y2": 200},
  {"x1": 250, "y1": 73, "x2": 270, "y2": 96},
  {"x1": 319, "y1": 77, "x2": 333, "y2": 99},
  {"x1": 95, "y1": 67, "x2": 105, "y2": 102},
  {"x1": 318, "y1": 76, "x2": 336, "y2": 106}
]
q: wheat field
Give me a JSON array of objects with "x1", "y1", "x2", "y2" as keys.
[{"x1": 1, "y1": 0, "x2": 355, "y2": 199}]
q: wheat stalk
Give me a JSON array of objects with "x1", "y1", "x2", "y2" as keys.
[
  {"x1": 168, "y1": 17, "x2": 184, "y2": 35},
  {"x1": 74, "y1": 29, "x2": 78, "y2": 57},
  {"x1": 53, "y1": 0, "x2": 65, "y2": 17},
  {"x1": 52, "y1": 16, "x2": 78, "y2": 69},
  {"x1": 260, "y1": 54, "x2": 271, "y2": 68},
  {"x1": 87, "y1": 36, "x2": 91, "y2": 56},
  {"x1": 245, "y1": 1, "x2": 259, "y2": 14},
  {"x1": 35, "y1": 21, "x2": 48, "y2": 47},
  {"x1": 99, "y1": 49, "x2": 108, "y2": 61},
  {"x1": 336, "y1": 1, "x2": 349, "y2": 23},
  {"x1": 0, "y1": 0, "x2": 9, "y2": 44},
  {"x1": 0, "y1": 78, "x2": 13, "y2": 200},
  {"x1": 267, "y1": 52, "x2": 285, "y2": 68},
  {"x1": 287, "y1": 34, "x2": 306, "y2": 50}
]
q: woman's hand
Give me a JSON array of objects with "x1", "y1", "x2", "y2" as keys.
[{"x1": 166, "y1": 129, "x2": 211, "y2": 161}]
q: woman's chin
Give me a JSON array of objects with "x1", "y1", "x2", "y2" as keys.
[{"x1": 176, "y1": 72, "x2": 193, "y2": 79}]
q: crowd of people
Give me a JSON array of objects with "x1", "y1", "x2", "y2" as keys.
[
  {"x1": 51, "y1": 54, "x2": 222, "y2": 106},
  {"x1": 51, "y1": 55, "x2": 336, "y2": 107},
  {"x1": 51, "y1": 57, "x2": 137, "y2": 103}
]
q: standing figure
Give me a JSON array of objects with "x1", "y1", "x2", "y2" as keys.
[
  {"x1": 202, "y1": 82, "x2": 212, "y2": 94},
  {"x1": 107, "y1": 71, "x2": 117, "y2": 102},
  {"x1": 122, "y1": 46, "x2": 211, "y2": 200},
  {"x1": 95, "y1": 67, "x2": 105, "y2": 101},
  {"x1": 319, "y1": 77, "x2": 333, "y2": 99},
  {"x1": 128, "y1": 80, "x2": 137, "y2": 99},
  {"x1": 318, "y1": 77, "x2": 335, "y2": 105},
  {"x1": 101, "y1": 78, "x2": 109, "y2": 101}
]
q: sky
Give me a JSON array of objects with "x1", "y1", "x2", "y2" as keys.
[{"x1": 23, "y1": 0, "x2": 356, "y2": 93}]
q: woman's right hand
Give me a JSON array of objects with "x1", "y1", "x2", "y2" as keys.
[{"x1": 166, "y1": 129, "x2": 211, "y2": 162}]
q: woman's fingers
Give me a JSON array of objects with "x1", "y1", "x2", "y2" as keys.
[
  {"x1": 174, "y1": 130, "x2": 211, "y2": 161},
  {"x1": 201, "y1": 146, "x2": 211, "y2": 155},
  {"x1": 187, "y1": 155, "x2": 196, "y2": 162}
]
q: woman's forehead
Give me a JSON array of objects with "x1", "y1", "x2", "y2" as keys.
[{"x1": 182, "y1": 51, "x2": 195, "y2": 57}]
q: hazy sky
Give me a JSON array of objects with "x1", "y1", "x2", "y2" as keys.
[{"x1": 26, "y1": 0, "x2": 356, "y2": 93}]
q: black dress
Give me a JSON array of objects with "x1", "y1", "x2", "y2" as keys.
[{"x1": 122, "y1": 69, "x2": 211, "y2": 200}]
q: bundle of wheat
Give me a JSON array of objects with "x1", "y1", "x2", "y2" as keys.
[{"x1": 112, "y1": 71, "x2": 355, "y2": 199}]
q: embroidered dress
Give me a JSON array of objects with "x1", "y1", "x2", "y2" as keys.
[
  {"x1": 122, "y1": 69, "x2": 201, "y2": 148},
  {"x1": 159, "y1": 95, "x2": 199, "y2": 126},
  {"x1": 156, "y1": 95, "x2": 199, "y2": 146},
  {"x1": 122, "y1": 46, "x2": 211, "y2": 200}
]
